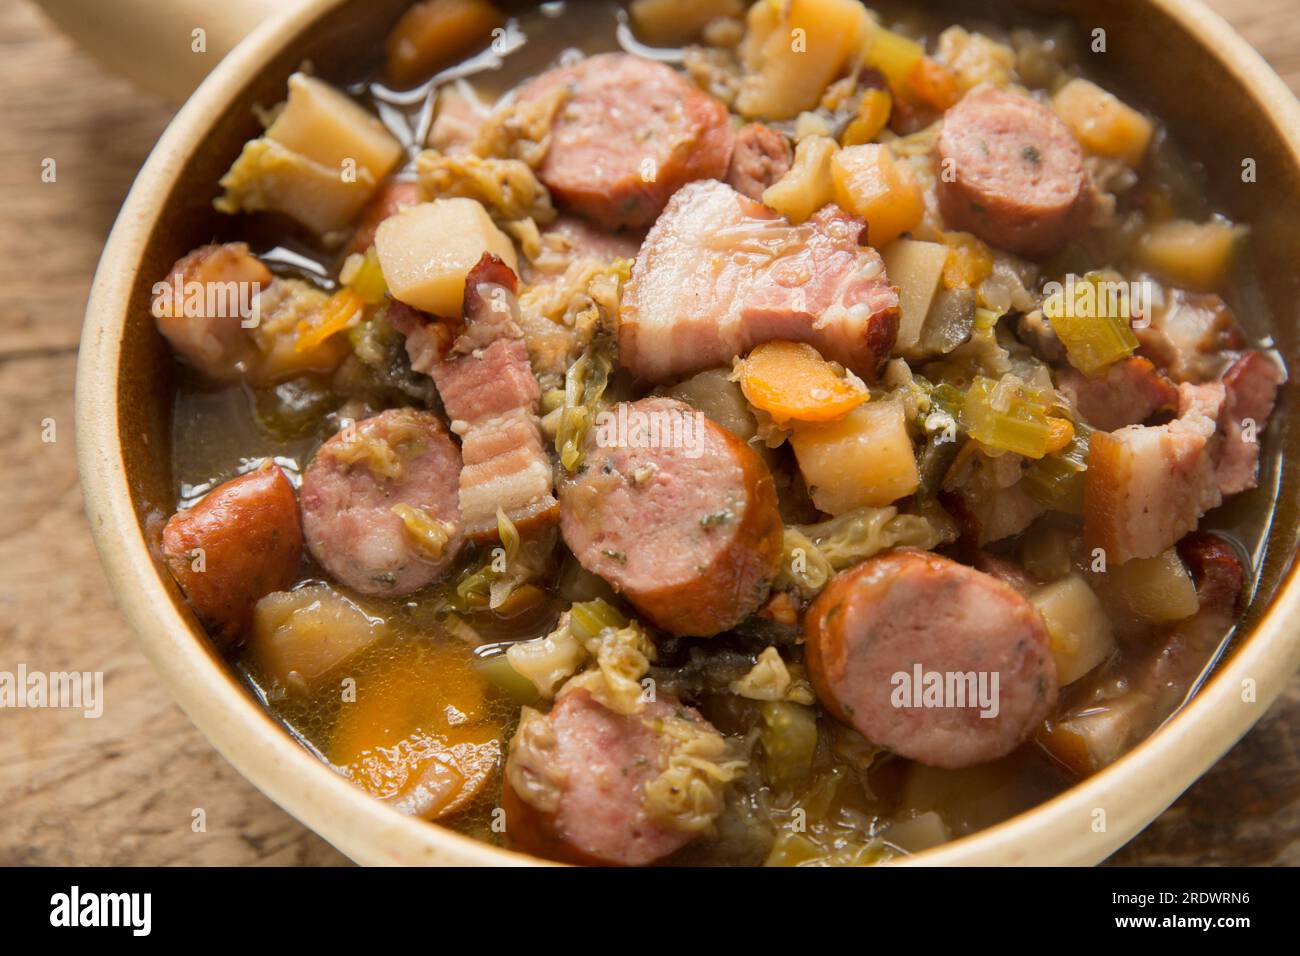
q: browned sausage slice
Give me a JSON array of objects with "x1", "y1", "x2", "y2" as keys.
[
  {"x1": 726, "y1": 122, "x2": 793, "y2": 201},
  {"x1": 502, "y1": 689, "x2": 722, "y2": 866},
  {"x1": 514, "y1": 53, "x2": 734, "y2": 229},
  {"x1": 300, "y1": 408, "x2": 464, "y2": 596},
  {"x1": 162, "y1": 461, "x2": 302, "y2": 643},
  {"x1": 805, "y1": 549, "x2": 1057, "y2": 769},
  {"x1": 151, "y1": 242, "x2": 272, "y2": 380},
  {"x1": 558, "y1": 396, "x2": 784, "y2": 636},
  {"x1": 936, "y1": 87, "x2": 1092, "y2": 259}
]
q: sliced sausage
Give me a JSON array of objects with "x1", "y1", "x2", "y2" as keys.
[
  {"x1": 300, "y1": 408, "x2": 464, "y2": 596},
  {"x1": 559, "y1": 396, "x2": 784, "y2": 636},
  {"x1": 151, "y1": 242, "x2": 272, "y2": 380},
  {"x1": 936, "y1": 87, "x2": 1092, "y2": 259},
  {"x1": 726, "y1": 122, "x2": 793, "y2": 201},
  {"x1": 805, "y1": 549, "x2": 1057, "y2": 769},
  {"x1": 502, "y1": 689, "x2": 719, "y2": 866},
  {"x1": 514, "y1": 52, "x2": 734, "y2": 229},
  {"x1": 162, "y1": 461, "x2": 303, "y2": 643}
]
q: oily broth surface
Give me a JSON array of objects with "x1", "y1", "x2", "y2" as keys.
[{"x1": 166, "y1": 1, "x2": 1285, "y2": 859}]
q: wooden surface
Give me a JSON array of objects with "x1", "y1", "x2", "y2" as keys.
[{"x1": 1, "y1": 0, "x2": 1297, "y2": 867}]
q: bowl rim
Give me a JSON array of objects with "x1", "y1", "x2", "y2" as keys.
[{"x1": 76, "y1": 0, "x2": 1300, "y2": 867}]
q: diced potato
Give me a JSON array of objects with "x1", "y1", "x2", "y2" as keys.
[
  {"x1": 790, "y1": 399, "x2": 918, "y2": 515},
  {"x1": 880, "y1": 238, "x2": 948, "y2": 353},
  {"x1": 215, "y1": 74, "x2": 403, "y2": 236},
  {"x1": 1103, "y1": 548, "x2": 1199, "y2": 624},
  {"x1": 630, "y1": 0, "x2": 744, "y2": 46},
  {"x1": 1135, "y1": 219, "x2": 1247, "y2": 292},
  {"x1": 736, "y1": 0, "x2": 873, "y2": 121},
  {"x1": 375, "y1": 198, "x2": 518, "y2": 316},
  {"x1": 267, "y1": 74, "x2": 404, "y2": 178},
  {"x1": 1038, "y1": 694, "x2": 1149, "y2": 776},
  {"x1": 216, "y1": 139, "x2": 380, "y2": 237},
  {"x1": 1030, "y1": 574, "x2": 1115, "y2": 686},
  {"x1": 249, "y1": 584, "x2": 389, "y2": 693},
  {"x1": 1052, "y1": 78, "x2": 1153, "y2": 167},
  {"x1": 761, "y1": 135, "x2": 837, "y2": 224},
  {"x1": 385, "y1": 0, "x2": 505, "y2": 89},
  {"x1": 830, "y1": 144, "x2": 925, "y2": 247}
]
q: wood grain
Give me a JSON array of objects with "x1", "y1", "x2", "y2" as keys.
[{"x1": 0, "y1": 0, "x2": 1296, "y2": 867}]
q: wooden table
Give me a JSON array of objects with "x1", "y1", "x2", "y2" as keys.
[{"x1": 1, "y1": 0, "x2": 1296, "y2": 866}]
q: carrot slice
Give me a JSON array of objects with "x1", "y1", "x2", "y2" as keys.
[
  {"x1": 330, "y1": 640, "x2": 502, "y2": 821},
  {"x1": 907, "y1": 56, "x2": 961, "y2": 112},
  {"x1": 739, "y1": 341, "x2": 868, "y2": 424},
  {"x1": 294, "y1": 287, "x2": 362, "y2": 353}
]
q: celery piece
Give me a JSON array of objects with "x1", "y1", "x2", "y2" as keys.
[
  {"x1": 961, "y1": 375, "x2": 1053, "y2": 459},
  {"x1": 1045, "y1": 273, "x2": 1140, "y2": 376},
  {"x1": 567, "y1": 598, "x2": 628, "y2": 643},
  {"x1": 341, "y1": 246, "x2": 388, "y2": 305},
  {"x1": 1023, "y1": 421, "x2": 1093, "y2": 513}
]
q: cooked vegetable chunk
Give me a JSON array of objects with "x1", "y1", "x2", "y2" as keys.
[
  {"x1": 375, "y1": 198, "x2": 518, "y2": 316},
  {"x1": 384, "y1": 0, "x2": 505, "y2": 89},
  {"x1": 831, "y1": 144, "x2": 925, "y2": 247},
  {"x1": 1051, "y1": 78, "x2": 1153, "y2": 167},
  {"x1": 791, "y1": 400, "x2": 918, "y2": 514},
  {"x1": 736, "y1": 0, "x2": 872, "y2": 120},
  {"x1": 331, "y1": 641, "x2": 502, "y2": 820},
  {"x1": 216, "y1": 74, "x2": 403, "y2": 235},
  {"x1": 249, "y1": 584, "x2": 390, "y2": 694}
]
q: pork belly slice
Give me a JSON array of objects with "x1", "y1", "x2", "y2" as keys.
[
  {"x1": 619, "y1": 180, "x2": 900, "y2": 383},
  {"x1": 1084, "y1": 382, "x2": 1224, "y2": 565},
  {"x1": 1136, "y1": 289, "x2": 1245, "y2": 383},
  {"x1": 1056, "y1": 356, "x2": 1179, "y2": 432},
  {"x1": 407, "y1": 253, "x2": 558, "y2": 539},
  {"x1": 1216, "y1": 350, "x2": 1285, "y2": 495}
]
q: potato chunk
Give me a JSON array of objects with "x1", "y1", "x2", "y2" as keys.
[
  {"x1": 1030, "y1": 575, "x2": 1115, "y2": 686},
  {"x1": 790, "y1": 399, "x2": 918, "y2": 514},
  {"x1": 249, "y1": 584, "x2": 390, "y2": 694},
  {"x1": 830, "y1": 144, "x2": 925, "y2": 247},
  {"x1": 879, "y1": 238, "x2": 948, "y2": 354},
  {"x1": 1135, "y1": 219, "x2": 1247, "y2": 292},
  {"x1": 736, "y1": 0, "x2": 872, "y2": 121},
  {"x1": 1052, "y1": 78, "x2": 1153, "y2": 167},
  {"x1": 216, "y1": 74, "x2": 403, "y2": 236},
  {"x1": 375, "y1": 198, "x2": 518, "y2": 316}
]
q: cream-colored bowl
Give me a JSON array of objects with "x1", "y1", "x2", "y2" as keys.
[{"x1": 72, "y1": 0, "x2": 1300, "y2": 865}]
